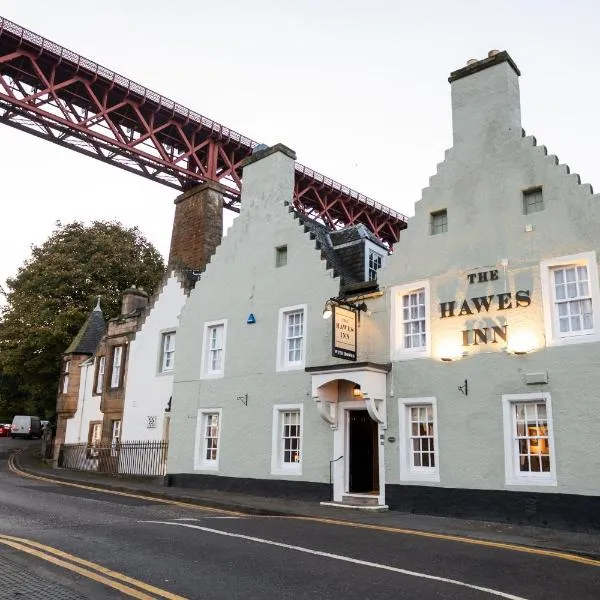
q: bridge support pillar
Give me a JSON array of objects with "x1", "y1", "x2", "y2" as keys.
[{"x1": 168, "y1": 182, "x2": 224, "y2": 273}]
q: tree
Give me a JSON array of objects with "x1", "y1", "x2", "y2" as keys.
[{"x1": 0, "y1": 221, "x2": 165, "y2": 417}]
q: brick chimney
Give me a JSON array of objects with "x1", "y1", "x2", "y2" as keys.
[
  {"x1": 121, "y1": 285, "x2": 149, "y2": 315},
  {"x1": 168, "y1": 181, "x2": 224, "y2": 272},
  {"x1": 449, "y1": 50, "x2": 521, "y2": 151}
]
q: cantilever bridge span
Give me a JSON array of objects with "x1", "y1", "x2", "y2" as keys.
[{"x1": 0, "y1": 16, "x2": 407, "y2": 246}]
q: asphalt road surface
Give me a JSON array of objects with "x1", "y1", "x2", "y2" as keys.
[{"x1": 1, "y1": 438, "x2": 599, "y2": 599}]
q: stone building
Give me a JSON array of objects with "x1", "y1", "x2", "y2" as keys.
[{"x1": 166, "y1": 51, "x2": 600, "y2": 528}]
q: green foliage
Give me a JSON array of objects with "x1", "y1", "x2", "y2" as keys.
[{"x1": 0, "y1": 221, "x2": 165, "y2": 417}]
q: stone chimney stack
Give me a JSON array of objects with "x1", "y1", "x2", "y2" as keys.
[
  {"x1": 121, "y1": 285, "x2": 149, "y2": 315},
  {"x1": 449, "y1": 50, "x2": 521, "y2": 151},
  {"x1": 168, "y1": 181, "x2": 224, "y2": 272}
]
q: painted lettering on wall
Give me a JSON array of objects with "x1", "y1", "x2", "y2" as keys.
[{"x1": 440, "y1": 270, "x2": 532, "y2": 348}]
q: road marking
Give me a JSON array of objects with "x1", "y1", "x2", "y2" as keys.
[
  {"x1": 0, "y1": 534, "x2": 186, "y2": 599},
  {"x1": 7, "y1": 453, "x2": 244, "y2": 516},
  {"x1": 8, "y1": 452, "x2": 600, "y2": 569},
  {"x1": 142, "y1": 520, "x2": 527, "y2": 599},
  {"x1": 279, "y1": 516, "x2": 600, "y2": 568}
]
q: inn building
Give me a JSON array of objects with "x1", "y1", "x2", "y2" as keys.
[{"x1": 166, "y1": 50, "x2": 600, "y2": 528}]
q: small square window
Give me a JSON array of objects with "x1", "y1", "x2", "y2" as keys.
[
  {"x1": 523, "y1": 188, "x2": 544, "y2": 214},
  {"x1": 430, "y1": 210, "x2": 447, "y2": 235},
  {"x1": 276, "y1": 245, "x2": 288, "y2": 267}
]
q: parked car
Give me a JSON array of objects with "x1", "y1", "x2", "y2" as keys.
[
  {"x1": 0, "y1": 423, "x2": 10, "y2": 437},
  {"x1": 11, "y1": 415, "x2": 42, "y2": 439}
]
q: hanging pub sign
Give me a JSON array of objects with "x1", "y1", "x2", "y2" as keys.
[{"x1": 332, "y1": 305, "x2": 357, "y2": 361}]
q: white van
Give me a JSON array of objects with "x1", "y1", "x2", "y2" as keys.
[{"x1": 11, "y1": 415, "x2": 42, "y2": 439}]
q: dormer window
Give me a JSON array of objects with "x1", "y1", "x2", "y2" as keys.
[
  {"x1": 368, "y1": 249, "x2": 383, "y2": 281},
  {"x1": 364, "y1": 240, "x2": 386, "y2": 282}
]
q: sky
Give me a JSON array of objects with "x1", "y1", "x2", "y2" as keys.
[{"x1": 1, "y1": 0, "x2": 599, "y2": 300}]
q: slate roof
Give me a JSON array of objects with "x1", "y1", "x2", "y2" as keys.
[{"x1": 64, "y1": 299, "x2": 106, "y2": 355}]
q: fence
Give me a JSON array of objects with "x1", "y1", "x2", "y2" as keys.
[{"x1": 58, "y1": 441, "x2": 168, "y2": 477}]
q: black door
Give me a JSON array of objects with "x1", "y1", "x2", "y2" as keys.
[{"x1": 348, "y1": 410, "x2": 379, "y2": 493}]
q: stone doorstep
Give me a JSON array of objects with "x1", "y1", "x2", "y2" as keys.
[
  {"x1": 321, "y1": 493, "x2": 389, "y2": 512},
  {"x1": 320, "y1": 501, "x2": 389, "y2": 512}
]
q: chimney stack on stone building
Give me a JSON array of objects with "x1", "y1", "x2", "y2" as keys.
[
  {"x1": 121, "y1": 285, "x2": 149, "y2": 315},
  {"x1": 449, "y1": 50, "x2": 521, "y2": 151},
  {"x1": 168, "y1": 181, "x2": 224, "y2": 273}
]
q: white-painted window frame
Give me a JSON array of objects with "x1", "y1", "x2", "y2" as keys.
[
  {"x1": 200, "y1": 319, "x2": 227, "y2": 379},
  {"x1": 62, "y1": 360, "x2": 70, "y2": 394},
  {"x1": 540, "y1": 251, "x2": 600, "y2": 347},
  {"x1": 391, "y1": 280, "x2": 431, "y2": 360},
  {"x1": 398, "y1": 397, "x2": 440, "y2": 482},
  {"x1": 276, "y1": 304, "x2": 307, "y2": 372},
  {"x1": 95, "y1": 356, "x2": 105, "y2": 394},
  {"x1": 110, "y1": 346, "x2": 123, "y2": 389},
  {"x1": 271, "y1": 403, "x2": 303, "y2": 476},
  {"x1": 160, "y1": 331, "x2": 176, "y2": 373},
  {"x1": 365, "y1": 240, "x2": 386, "y2": 282},
  {"x1": 194, "y1": 408, "x2": 222, "y2": 471},
  {"x1": 502, "y1": 392, "x2": 557, "y2": 487}
]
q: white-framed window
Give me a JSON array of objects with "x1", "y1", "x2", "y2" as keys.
[
  {"x1": 110, "y1": 419, "x2": 121, "y2": 457},
  {"x1": 271, "y1": 404, "x2": 303, "y2": 475},
  {"x1": 194, "y1": 409, "x2": 222, "y2": 470},
  {"x1": 110, "y1": 346, "x2": 123, "y2": 389},
  {"x1": 276, "y1": 305, "x2": 307, "y2": 371},
  {"x1": 502, "y1": 393, "x2": 556, "y2": 486},
  {"x1": 62, "y1": 360, "x2": 70, "y2": 394},
  {"x1": 200, "y1": 320, "x2": 227, "y2": 378},
  {"x1": 398, "y1": 397, "x2": 439, "y2": 482},
  {"x1": 390, "y1": 281, "x2": 430, "y2": 360},
  {"x1": 540, "y1": 251, "x2": 600, "y2": 346},
  {"x1": 95, "y1": 356, "x2": 105, "y2": 394},
  {"x1": 365, "y1": 240, "x2": 386, "y2": 282},
  {"x1": 161, "y1": 332, "x2": 176, "y2": 372}
]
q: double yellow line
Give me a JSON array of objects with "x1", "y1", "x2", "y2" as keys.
[
  {"x1": 0, "y1": 533, "x2": 186, "y2": 599},
  {"x1": 7, "y1": 451, "x2": 600, "y2": 570},
  {"x1": 7, "y1": 452, "x2": 243, "y2": 516}
]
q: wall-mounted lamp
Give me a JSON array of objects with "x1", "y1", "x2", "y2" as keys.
[
  {"x1": 247, "y1": 313, "x2": 256, "y2": 324},
  {"x1": 322, "y1": 297, "x2": 368, "y2": 321},
  {"x1": 458, "y1": 379, "x2": 468, "y2": 396},
  {"x1": 506, "y1": 331, "x2": 537, "y2": 355},
  {"x1": 438, "y1": 339, "x2": 466, "y2": 362},
  {"x1": 352, "y1": 384, "x2": 362, "y2": 398}
]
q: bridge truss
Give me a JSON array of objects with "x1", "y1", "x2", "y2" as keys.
[{"x1": 0, "y1": 17, "x2": 407, "y2": 246}]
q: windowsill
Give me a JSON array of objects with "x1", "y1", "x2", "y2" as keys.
[
  {"x1": 276, "y1": 363, "x2": 305, "y2": 373},
  {"x1": 271, "y1": 466, "x2": 302, "y2": 476},
  {"x1": 505, "y1": 476, "x2": 557, "y2": 487},
  {"x1": 200, "y1": 371, "x2": 224, "y2": 380},
  {"x1": 401, "y1": 470, "x2": 439, "y2": 483},
  {"x1": 194, "y1": 462, "x2": 219, "y2": 472},
  {"x1": 546, "y1": 332, "x2": 600, "y2": 347},
  {"x1": 391, "y1": 349, "x2": 430, "y2": 361},
  {"x1": 157, "y1": 369, "x2": 175, "y2": 377}
]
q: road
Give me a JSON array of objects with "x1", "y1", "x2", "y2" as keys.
[{"x1": 0, "y1": 437, "x2": 599, "y2": 599}]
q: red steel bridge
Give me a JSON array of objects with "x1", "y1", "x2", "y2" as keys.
[{"x1": 0, "y1": 17, "x2": 407, "y2": 246}]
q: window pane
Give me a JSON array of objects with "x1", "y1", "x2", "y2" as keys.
[{"x1": 408, "y1": 404, "x2": 435, "y2": 471}]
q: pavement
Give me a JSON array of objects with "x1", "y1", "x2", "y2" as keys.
[{"x1": 12, "y1": 447, "x2": 600, "y2": 562}]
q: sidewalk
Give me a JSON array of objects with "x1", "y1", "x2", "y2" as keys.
[{"x1": 16, "y1": 448, "x2": 600, "y2": 562}]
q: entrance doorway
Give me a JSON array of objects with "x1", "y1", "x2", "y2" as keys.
[{"x1": 348, "y1": 410, "x2": 379, "y2": 493}]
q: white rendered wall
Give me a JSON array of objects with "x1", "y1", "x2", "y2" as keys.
[
  {"x1": 121, "y1": 273, "x2": 187, "y2": 441},
  {"x1": 65, "y1": 359, "x2": 102, "y2": 444}
]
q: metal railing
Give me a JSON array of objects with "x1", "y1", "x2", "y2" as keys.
[{"x1": 58, "y1": 440, "x2": 168, "y2": 477}]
